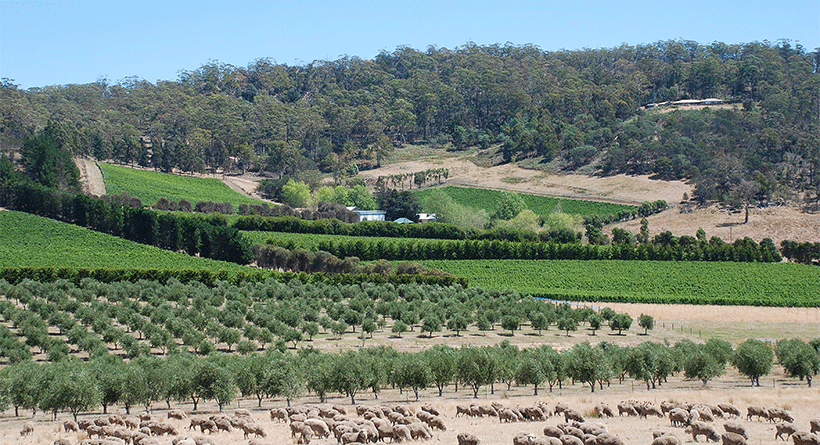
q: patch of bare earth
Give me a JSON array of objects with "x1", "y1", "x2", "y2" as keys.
[
  {"x1": 611, "y1": 204, "x2": 820, "y2": 246},
  {"x1": 73, "y1": 158, "x2": 106, "y2": 197}
]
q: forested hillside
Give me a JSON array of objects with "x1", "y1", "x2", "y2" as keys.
[{"x1": 1, "y1": 40, "x2": 818, "y2": 207}]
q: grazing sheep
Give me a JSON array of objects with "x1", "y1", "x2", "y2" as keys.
[
  {"x1": 747, "y1": 406, "x2": 769, "y2": 421},
  {"x1": 718, "y1": 404, "x2": 741, "y2": 418},
  {"x1": 514, "y1": 433, "x2": 537, "y2": 445},
  {"x1": 457, "y1": 432, "x2": 481, "y2": 445},
  {"x1": 500, "y1": 408, "x2": 520, "y2": 423},
  {"x1": 560, "y1": 434, "x2": 585, "y2": 445},
  {"x1": 544, "y1": 426, "x2": 564, "y2": 438},
  {"x1": 94, "y1": 417, "x2": 111, "y2": 427},
  {"x1": 811, "y1": 420, "x2": 820, "y2": 434},
  {"x1": 769, "y1": 408, "x2": 795, "y2": 423},
  {"x1": 64, "y1": 420, "x2": 80, "y2": 432},
  {"x1": 594, "y1": 404, "x2": 614, "y2": 418},
  {"x1": 593, "y1": 433, "x2": 625, "y2": 445},
  {"x1": 669, "y1": 408, "x2": 690, "y2": 427},
  {"x1": 241, "y1": 422, "x2": 266, "y2": 439},
  {"x1": 776, "y1": 423, "x2": 800, "y2": 441},
  {"x1": 168, "y1": 409, "x2": 188, "y2": 420},
  {"x1": 618, "y1": 402, "x2": 638, "y2": 417},
  {"x1": 393, "y1": 424, "x2": 411, "y2": 442},
  {"x1": 555, "y1": 403, "x2": 570, "y2": 415},
  {"x1": 686, "y1": 421, "x2": 721, "y2": 443},
  {"x1": 304, "y1": 418, "x2": 330, "y2": 438},
  {"x1": 421, "y1": 404, "x2": 440, "y2": 416},
  {"x1": 53, "y1": 439, "x2": 73, "y2": 445},
  {"x1": 564, "y1": 426, "x2": 585, "y2": 439},
  {"x1": 427, "y1": 415, "x2": 446, "y2": 431},
  {"x1": 138, "y1": 412, "x2": 154, "y2": 422},
  {"x1": 651, "y1": 436, "x2": 681, "y2": 445},
  {"x1": 407, "y1": 422, "x2": 432, "y2": 440},
  {"x1": 721, "y1": 432, "x2": 748, "y2": 445},
  {"x1": 640, "y1": 404, "x2": 664, "y2": 418},
  {"x1": 172, "y1": 438, "x2": 195, "y2": 445},
  {"x1": 456, "y1": 405, "x2": 471, "y2": 417},
  {"x1": 86, "y1": 425, "x2": 103, "y2": 438},
  {"x1": 723, "y1": 422, "x2": 748, "y2": 439},
  {"x1": 148, "y1": 422, "x2": 178, "y2": 436},
  {"x1": 564, "y1": 409, "x2": 585, "y2": 423},
  {"x1": 20, "y1": 421, "x2": 34, "y2": 436},
  {"x1": 124, "y1": 416, "x2": 140, "y2": 429},
  {"x1": 536, "y1": 438, "x2": 563, "y2": 445},
  {"x1": 199, "y1": 419, "x2": 217, "y2": 434},
  {"x1": 661, "y1": 401, "x2": 678, "y2": 414},
  {"x1": 792, "y1": 432, "x2": 820, "y2": 445}
]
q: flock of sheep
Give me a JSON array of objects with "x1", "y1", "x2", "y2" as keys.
[{"x1": 15, "y1": 399, "x2": 820, "y2": 445}]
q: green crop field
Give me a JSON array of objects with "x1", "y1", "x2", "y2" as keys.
[
  {"x1": 241, "y1": 230, "x2": 438, "y2": 250},
  {"x1": 1, "y1": 211, "x2": 247, "y2": 271},
  {"x1": 99, "y1": 163, "x2": 267, "y2": 209},
  {"x1": 417, "y1": 259, "x2": 820, "y2": 306},
  {"x1": 412, "y1": 186, "x2": 637, "y2": 217}
]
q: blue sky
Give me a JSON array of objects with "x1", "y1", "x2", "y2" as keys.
[{"x1": 1, "y1": 0, "x2": 818, "y2": 89}]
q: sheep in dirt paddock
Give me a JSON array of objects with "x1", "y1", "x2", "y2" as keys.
[
  {"x1": 685, "y1": 421, "x2": 721, "y2": 443},
  {"x1": 651, "y1": 436, "x2": 681, "y2": 445},
  {"x1": 20, "y1": 422, "x2": 34, "y2": 436},
  {"x1": 457, "y1": 432, "x2": 480, "y2": 445},
  {"x1": 723, "y1": 422, "x2": 748, "y2": 439},
  {"x1": 718, "y1": 403, "x2": 741, "y2": 418},
  {"x1": 513, "y1": 433, "x2": 537, "y2": 445},
  {"x1": 792, "y1": 432, "x2": 820, "y2": 445},
  {"x1": 746, "y1": 406, "x2": 769, "y2": 421},
  {"x1": 776, "y1": 423, "x2": 799, "y2": 441},
  {"x1": 721, "y1": 433, "x2": 748, "y2": 445},
  {"x1": 168, "y1": 409, "x2": 188, "y2": 420}
]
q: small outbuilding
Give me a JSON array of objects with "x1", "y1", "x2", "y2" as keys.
[{"x1": 417, "y1": 213, "x2": 437, "y2": 223}]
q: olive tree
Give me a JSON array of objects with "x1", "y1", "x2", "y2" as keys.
[
  {"x1": 776, "y1": 338, "x2": 820, "y2": 387},
  {"x1": 609, "y1": 314, "x2": 632, "y2": 335},
  {"x1": 731, "y1": 339, "x2": 774, "y2": 387},
  {"x1": 564, "y1": 342, "x2": 608, "y2": 392},
  {"x1": 393, "y1": 353, "x2": 432, "y2": 401},
  {"x1": 638, "y1": 314, "x2": 654, "y2": 335}
]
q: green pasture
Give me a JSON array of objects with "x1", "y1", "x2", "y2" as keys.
[
  {"x1": 1, "y1": 211, "x2": 247, "y2": 271},
  {"x1": 99, "y1": 163, "x2": 267, "y2": 209},
  {"x1": 417, "y1": 259, "x2": 820, "y2": 307},
  {"x1": 412, "y1": 186, "x2": 637, "y2": 217}
]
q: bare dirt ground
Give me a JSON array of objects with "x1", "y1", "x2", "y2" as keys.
[
  {"x1": 73, "y1": 158, "x2": 106, "y2": 197},
  {"x1": 611, "y1": 204, "x2": 820, "y2": 245}
]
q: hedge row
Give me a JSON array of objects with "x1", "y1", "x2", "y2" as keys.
[
  {"x1": 316, "y1": 236, "x2": 782, "y2": 262},
  {"x1": 0, "y1": 267, "x2": 468, "y2": 288}
]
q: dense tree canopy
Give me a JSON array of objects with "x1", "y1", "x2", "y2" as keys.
[{"x1": 2, "y1": 39, "x2": 817, "y2": 208}]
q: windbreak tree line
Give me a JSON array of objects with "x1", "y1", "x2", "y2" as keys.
[
  {"x1": 0, "y1": 175, "x2": 254, "y2": 265},
  {"x1": 2, "y1": 39, "x2": 818, "y2": 208},
  {"x1": 1, "y1": 336, "x2": 817, "y2": 420},
  {"x1": 315, "y1": 233, "x2": 782, "y2": 262}
]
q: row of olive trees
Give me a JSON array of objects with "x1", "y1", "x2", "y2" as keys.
[{"x1": 2, "y1": 337, "x2": 818, "y2": 422}]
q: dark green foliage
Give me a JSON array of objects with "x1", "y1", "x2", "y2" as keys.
[
  {"x1": 609, "y1": 314, "x2": 633, "y2": 335},
  {"x1": 732, "y1": 339, "x2": 774, "y2": 387},
  {"x1": 20, "y1": 132, "x2": 81, "y2": 191},
  {"x1": 776, "y1": 338, "x2": 820, "y2": 387}
]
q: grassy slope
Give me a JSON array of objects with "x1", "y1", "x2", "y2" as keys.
[
  {"x1": 99, "y1": 163, "x2": 267, "y2": 209},
  {"x1": 0, "y1": 211, "x2": 246, "y2": 271},
  {"x1": 412, "y1": 185, "x2": 637, "y2": 217},
  {"x1": 418, "y1": 259, "x2": 820, "y2": 306}
]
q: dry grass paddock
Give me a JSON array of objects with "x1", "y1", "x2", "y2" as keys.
[{"x1": 2, "y1": 368, "x2": 818, "y2": 445}]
